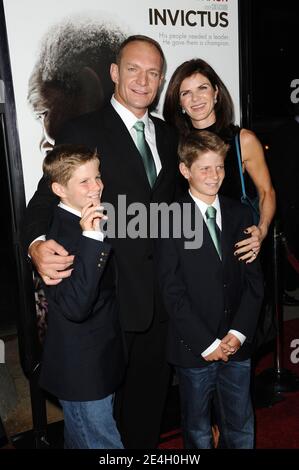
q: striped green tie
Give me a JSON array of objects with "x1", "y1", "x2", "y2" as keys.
[
  {"x1": 133, "y1": 121, "x2": 157, "y2": 188},
  {"x1": 205, "y1": 206, "x2": 222, "y2": 259}
]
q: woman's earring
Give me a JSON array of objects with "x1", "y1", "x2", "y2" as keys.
[
  {"x1": 181, "y1": 108, "x2": 186, "y2": 114},
  {"x1": 214, "y1": 97, "x2": 217, "y2": 104}
]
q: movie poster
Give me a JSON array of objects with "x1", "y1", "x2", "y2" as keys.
[{"x1": 2, "y1": 0, "x2": 239, "y2": 202}]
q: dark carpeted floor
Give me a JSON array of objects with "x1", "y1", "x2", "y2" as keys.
[{"x1": 1, "y1": 319, "x2": 299, "y2": 449}]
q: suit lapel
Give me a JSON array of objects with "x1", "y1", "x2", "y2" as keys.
[
  {"x1": 204, "y1": 210, "x2": 222, "y2": 264},
  {"x1": 102, "y1": 105, "x2": 152, "y2": 190},
  {"x1": 183, "y1": 193, "x2": 221, "y2": 263},
  {"x1": 182, "y1": 194, "x2": 236, "y2": 264},
  {"x1": 219, "y1": 196, "x2": 234, "y2": 265},
  {"x1": 152, "y1": 118, "x2": 167, "y2": 191}
]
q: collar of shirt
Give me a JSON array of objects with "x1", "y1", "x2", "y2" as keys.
[
  {"x1": 58, "y1": 202, "x2": 81, "y2": 218},
  {"x1": 188, "y1": 191, "x2": 222, "y2": 230},
  {"x1": 111, "y1": 95, "x2": 161, "y2": 174},
  {"x1": 58, "y1": 202, "x2": 104, "y2": 241},
  {"x1": 111, "y1": 95, "x2": 150, "y2": 132}
]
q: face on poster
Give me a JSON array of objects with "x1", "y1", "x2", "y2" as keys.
[{"x1": 2, "y1": 0, "x2": 239, "y2": 202}]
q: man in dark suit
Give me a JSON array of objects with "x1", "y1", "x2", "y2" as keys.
[
  {"x1": 157, "y1": 131, "x2": 264, "y2": 448},
  {"x1": 24, "y1": 35, "x2": 178, "y2": 448},
  {"x1": 40, "y1": 144, "x2": 125, "y2": 448}
]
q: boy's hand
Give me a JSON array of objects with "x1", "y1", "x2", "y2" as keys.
[
  {"x1": 204, "y1": 345, "x2": 229, "y2": 362},
  {"x1": 220, "y1": 333, "x2": 241, "y2": 355},
  {"x1": 80, "y1": 202, "x2": 108, "y2": 232}
]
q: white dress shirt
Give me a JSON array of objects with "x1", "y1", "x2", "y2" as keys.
[
  {"x1": 58, "y1": 202, "x2": 104, "y2": 242},
  {"x1": 29, "y1": 202, "x2": 104, "y2": 252},
  {"x1": 188, "y1": 191, "x2": 246, "y2": 357},
  {"x1": 111, "y1": 95, "x2": 162, "y2": 175}
]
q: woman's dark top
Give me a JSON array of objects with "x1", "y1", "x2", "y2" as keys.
[{"x1": 198, "y1": 123, "x2": 257, "y2": 200}]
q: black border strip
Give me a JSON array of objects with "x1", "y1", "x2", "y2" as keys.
[
  {"x1": 0, "y1": 0, "x2": 41, "y2": 376},
  {"x1": 238, "y1": 0, "x2": 252, "y2": 129}
]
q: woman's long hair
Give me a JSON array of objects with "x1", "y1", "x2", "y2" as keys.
[{"x1": 163, "y1": 58, "x2": 234, "y2": 136}]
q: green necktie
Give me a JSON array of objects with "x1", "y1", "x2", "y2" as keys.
[
  {"x1": 205, "y1": 206, "x2": 222, "y2": 259},
  {"x1": 133, "y1": 121, "x2": 157, "y2": 188}
]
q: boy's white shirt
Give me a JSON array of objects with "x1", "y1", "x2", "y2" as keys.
[
  {"x1": 29, "y1": 203, "x2": 104, "y2": 247},
  {"x1": 188, "y1": 191, "x2": 246, "y2": 357},
  {"x1": 58, "y1": 202, "x2": 104, "y2": 241}
]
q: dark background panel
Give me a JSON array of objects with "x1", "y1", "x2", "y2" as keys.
[{"x1": 251, "y1": 2, "x2": 299, "y2": 124}]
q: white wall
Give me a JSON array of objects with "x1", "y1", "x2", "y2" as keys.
[{"x1": 3, "y1": 0, "x2": 240, "y2": 202}]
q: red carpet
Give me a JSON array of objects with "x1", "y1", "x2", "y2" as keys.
[
  {"x1": 159, "y1": 319, "x2": 299, "y2": 449},
  {"x1": 255, "y1": 318, "x2": 299, "y2": 448}
]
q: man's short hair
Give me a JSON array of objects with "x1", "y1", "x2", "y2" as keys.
[
  {"x1": 178, "y1": 130, "x2": 229, "y2": 168},
  {"x1": 116, "y1": 34, "x2": 165, "y2": 73},
  {"x1": 43, "y1": 144, "x2": 99, "y2": 187}
]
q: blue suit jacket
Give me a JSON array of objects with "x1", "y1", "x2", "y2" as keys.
[{"x1": 39, "y1": 206, "x2": 126, "y2": 400}]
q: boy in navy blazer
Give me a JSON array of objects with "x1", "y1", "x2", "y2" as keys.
[
  {"x1": 39, "y1": 144, "x2": 126, "y2": 449},
  {"x1": 157, "y1": 131, "x2": 263, "y2": 449}
]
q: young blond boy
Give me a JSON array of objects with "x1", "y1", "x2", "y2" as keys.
[
  {"x1": 157, "y1": 131, "x2": 263, "y2": 449},
  {"x1": 39, "y1": 144, "x2": 125, "y2": 449}
]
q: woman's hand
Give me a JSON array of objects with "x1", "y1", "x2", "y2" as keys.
[{"x1": 234, "y1": 225, "x2": 262, "y2": 263}]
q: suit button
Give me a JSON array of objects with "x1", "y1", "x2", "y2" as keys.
[
  {"x1": 148, "y1": 254, "x2": 153, "y2": 260},
  {"x1": 224, "y1": 309, "x2": 228, "y2": 314},
  {"x1": 223, "y1": 283, "x2": 227, "y2": 288}
]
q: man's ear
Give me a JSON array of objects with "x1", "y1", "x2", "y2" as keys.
[
  {"x1": 51, "y1": 182, "x2": 65, "y2": 198},
  {"x1": 179, "y1": 162, "x2": 190, "y2": 180},
  {"x1": 110, "y1": 63, "x2": 119, "y2": 85}
]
